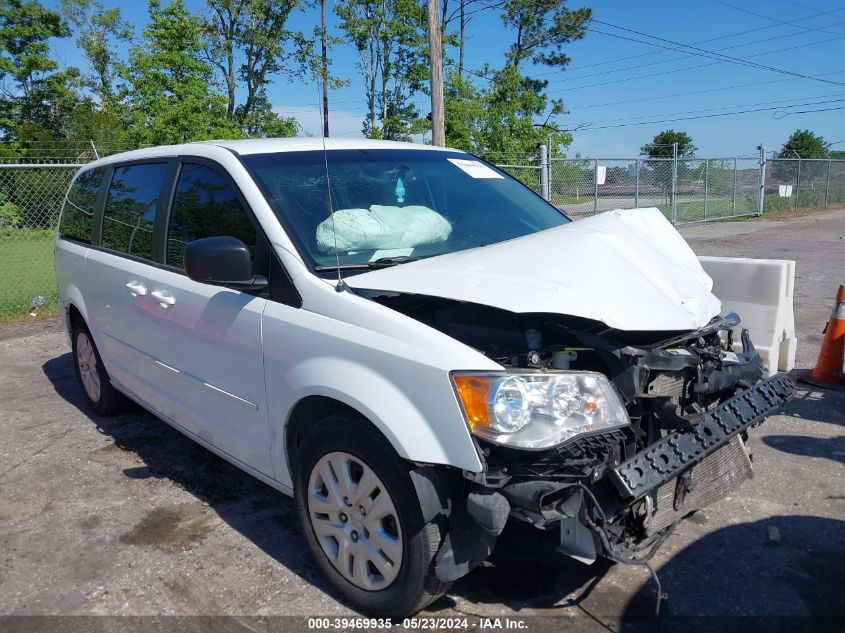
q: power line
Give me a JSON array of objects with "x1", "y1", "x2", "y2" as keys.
[
  {"x1": 588, "y1": 19, "x2": 845, "y2": 88},
  {"x1": 564, "y1": 93, "x2": 845, "y2": 128},
  {"x1": 568, "y1": 93, "x2": 845, "y2": 127},
  {"x1": 545, "y1": 22, "x2": 845, "y2": 86},
  {"x1": 568, "y1": 98, "x2": 845, "y2": 131},
  {"x1": 709, "y1": 0, "x2": 845, "y2": 36},
  {"x1": 773, "y1": 104, "x2": 845, "y2": 117},
  {"x1": 545, "y1": 32, "x2": 840, "y2": 95},
  {"x1": 531, "y1": 5, "x2": 845, "y2": 78},
  {"x1": 564, "y1": 70, "x2": 845, "y2": 112}
]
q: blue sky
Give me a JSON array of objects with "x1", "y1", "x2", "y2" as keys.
[{"x1": 47, "y1": 0, "x2": 845, "y2": 157}]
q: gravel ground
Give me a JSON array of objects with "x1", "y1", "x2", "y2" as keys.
[{"x1": 1, "y1": 210, "x2": 843, "y2": 632}]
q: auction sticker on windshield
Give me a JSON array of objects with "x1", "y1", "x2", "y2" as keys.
[{"x1": 447, "y1": 158, "x2": 504, "y2": 179}]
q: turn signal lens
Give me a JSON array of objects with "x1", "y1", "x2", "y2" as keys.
[{"x1": 453, "y1": 375, "x2": 493, "y2": 430}]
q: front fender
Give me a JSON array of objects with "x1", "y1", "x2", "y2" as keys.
[{"x1": 278, "y1": 356, "x2": 482, "y2": 484}]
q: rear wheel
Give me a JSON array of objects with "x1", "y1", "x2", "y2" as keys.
[
  {"x1": 71, "y1": 319, "x2": 126, "y2": 416},
  {"x1": 294, "y1": 414, "x2": 450, "y2": 617}
]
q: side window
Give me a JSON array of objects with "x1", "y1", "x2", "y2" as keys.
[
  {"x1": 101, "y1": 162, "x2": 168, "y2": 260},
  {"x1": 59, "y1": 167, "x2": 104, "y2": 243},
  {"x1": 166, "y1": 162, "x2": 257, "y2": 269}
]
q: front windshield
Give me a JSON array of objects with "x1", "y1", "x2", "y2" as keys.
[{"x1": 240, "y1": 149, "x2": 569, "y2": 270}]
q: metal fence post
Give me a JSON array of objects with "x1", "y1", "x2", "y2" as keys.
[
  {"x1": 704, "y1": 158, "x2": 709, "y2": 221},
  {"x1": 671, "y1": 143, "x2": 678, "y2": 224},
  {"x1": 593, "y1": 158, "x2": 598, "y2": 215},
  {"x1": 539, "y1": 144, "x2": 549, "y2": 201},
  {"x1": 757, "y1": 144, "x2": 766, "y2": 216},
  {"x1": 795, "y1": 157, "x2": 801, "y2": 212},
  {"x1": 825, "y1": 158, "x2": 832, "y2": 208},
  {"x1": 635, "y1": 159, "x2": 640, "y2": 208},
  {"x1": 733, "y1": 157, "x2": 738, "y2": 216}
]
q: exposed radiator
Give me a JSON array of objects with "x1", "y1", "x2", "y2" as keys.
[{"x1": 647, "y1": 435, "x2": 753, "y2": 535}]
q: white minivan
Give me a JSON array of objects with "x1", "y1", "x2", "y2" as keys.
[{"x1": 56, "y1": 139, "x2": 793, "y2": 616}]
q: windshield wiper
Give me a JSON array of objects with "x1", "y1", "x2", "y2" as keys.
[
  {"x1": 367, "y1": 255, "x2": 424, "y2": 269},
  {"x1": 314, "y1": 255, "x2": 426, "y2": 273}
]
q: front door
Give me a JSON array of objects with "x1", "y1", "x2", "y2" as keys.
[{"x1": 142, "y1": 161, "x2": 273, "y2": 477}]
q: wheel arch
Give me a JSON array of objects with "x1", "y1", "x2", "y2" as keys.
[
  {"x1": 62, "y1": 284, "x2": 90, "y2": 334},
  {"x1": 285, "y1": 395, "x2": 370, "y2": 476}
]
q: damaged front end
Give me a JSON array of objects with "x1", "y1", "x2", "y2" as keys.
[{"x1": 369, "y1": 294, "x2": 795, "y2": 580}]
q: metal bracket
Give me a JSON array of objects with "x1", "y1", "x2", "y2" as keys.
[{"x1": 611, "y1": 373, "x2": 794, "y2": 499}]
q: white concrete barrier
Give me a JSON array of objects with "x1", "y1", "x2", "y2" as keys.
[{"x1": 699, "y1": 256, "x2": 797, "y2": 377}]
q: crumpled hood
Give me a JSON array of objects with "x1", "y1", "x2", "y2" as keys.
[{"x1": 346, "y1": 207, "x2": 722, "y2": 332}]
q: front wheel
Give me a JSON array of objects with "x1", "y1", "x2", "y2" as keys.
[{"x1": 294, "y1": 414, "x2": 450, "y2": 617}]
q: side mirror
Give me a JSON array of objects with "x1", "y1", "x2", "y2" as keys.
[{"x1": 184, "y1": 236, "x2": 267, "y2": 290}]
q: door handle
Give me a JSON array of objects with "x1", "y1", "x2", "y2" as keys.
[
  {"x1": 125, "y1": 280, "x2": 147, "y2": 296},
  {"x1": 151, "y1": 289, "x2": 175, "y2": 307}
]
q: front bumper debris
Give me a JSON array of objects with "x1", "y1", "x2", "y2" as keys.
[{"x1": 611, "y1": 373, "x2": 795, "y2": 500}]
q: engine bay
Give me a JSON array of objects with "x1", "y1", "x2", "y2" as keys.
[{"x1": 364, "y1": 290, "x2": 775, "y2": 562}]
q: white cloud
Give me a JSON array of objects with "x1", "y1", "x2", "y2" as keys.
[{"x1": 273, "y1": 104, "x2": 366, "y2": 138}]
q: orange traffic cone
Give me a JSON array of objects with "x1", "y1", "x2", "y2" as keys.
[{"x1": 801, "y1": 284, "x2": 845, "y2": 391}]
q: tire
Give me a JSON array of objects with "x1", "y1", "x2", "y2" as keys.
[
  {"x1": 294, "y1": 413, "x2": 451, "y2": 618},
  {"x1": 71, "y1": 318, "x2": 126, "y2": 416}
]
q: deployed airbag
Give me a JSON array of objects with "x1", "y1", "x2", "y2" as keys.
[{"x1": 316, "y1": 205, "x2": 452, "y2": 252}]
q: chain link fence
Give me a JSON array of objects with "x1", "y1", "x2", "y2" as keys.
[
  {"x1": 544, "y1": 156, "x2": 767, "y2": 222},
  {"x1": 764, "y1": 158, "x2": 845, "y2": 212},
  {"x1": 493, "y1": 151, "x2": 845, "y2": 224},
  {"x1": 0, "y1": 141, "x2": 138, "y2": 320},
  {"x1": 486, "y1": 152, "x2": 543, "y2": 194},
  {"x1": 0, "y1": 161, "x2": 86, "y2": 320}
]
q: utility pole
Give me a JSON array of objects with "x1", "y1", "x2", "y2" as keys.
[
  {"x1": 427, "y1": 0, "x2": 445, "y2": 146},
  {"x1": 321, "y1": 0, "x2": 329, "y2": 138}
]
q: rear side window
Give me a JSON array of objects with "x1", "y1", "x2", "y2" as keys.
[
  {"x1": 59, "y1": 167, "x2": 104, "y2": 243},
  {"x1": 101, "y1": 162, "x2": 167, "y2": 260},
  {"x1": 166, "y1": 162, "x2": 256, "y2": 268}
]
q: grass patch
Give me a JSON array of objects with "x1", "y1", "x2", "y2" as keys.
[{"x1": 0, "y1": 230, "x2": 58, "y2": 321}]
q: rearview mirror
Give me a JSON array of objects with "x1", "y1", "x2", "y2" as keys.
[{"x1": 184, "y1": 236, "x2": 267, "y2": 290}]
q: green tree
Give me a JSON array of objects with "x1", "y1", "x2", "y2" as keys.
[
  {"x1": 237, "y1": 95, "x2": 298, "y2": 137},
  {"x1": 443, "y1": 70, "x2": 482, "y2": 150},
  {"x1": 640, "y1": 130, "x2": 696, "y2": 203},
  {"x1": 60, "y1": 0, "x2": 132, "y2": 106},
  {"x1": 0, "y1": 0, "x2": 79, "y2": 142},
  {"x1": 641, "y1": 129, "x2": 697, "y2": 158},
  {"x1": 293, "y1": 19, "x2": 348, "y2": 136},
  {"x1": 444, "y1": 66, "x2": 571, "y2": 157},
  {"x1": 777, "y1": 129, "x2": 830, "y2": 159},
  {"x1": 337, "y1": 0, "x2": 428, "y2": 140},
  {"x1": 203, "y1": 0, "x2": 300, "y2": 136},
  {"x1": 440, "y1": 0, "x2": 498, "y2": 79},
  {"x1": 122, "y1": 0, "x2": 238, "y2": 145},
  {"x1": 501, "y1": 0, "x2": 591, "y2": 70},
  {"x1": 775, "y1": 129, "x2": 831, "y2": 183}
]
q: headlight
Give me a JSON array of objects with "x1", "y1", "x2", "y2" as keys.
[{"x1": 452, "y1": 371, "x2": 629, "y2": 450}]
